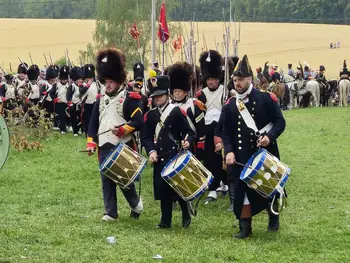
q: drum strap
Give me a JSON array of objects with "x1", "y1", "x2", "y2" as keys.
[
  {"x1": 236, "y1": 99, "x2": 273, "y2": 137},
  {"x1": 270, "y1": 182, "x2": 287, "y2": 215},
  {"x1": 155, "y1": 103, "x2": 176, "y2": 141}
]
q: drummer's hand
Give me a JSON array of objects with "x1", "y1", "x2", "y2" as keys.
[
  {"x1": 215, "y1": 143, "x2": 223, "y2": 152},
  {"x1": 181, "y1": 140, "x2": 190, "y2": 150},
  {"x1": 149, "y1": 151, "x2": 158, "y2": 163},
  {"x1": 257, "y1": 135, "x2": 270, "y2": 147},
  {"x1": 226, "y1": 152, "x2": 236, "y2": 165}
]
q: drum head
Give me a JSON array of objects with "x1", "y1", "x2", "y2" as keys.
[
  {"x1": 240, "y1": 149, "x2": 266, "y2": 181},
  {"x1": 161, "y1": 152, "x2": 190, "y2": 179},
  {"x1": 0, "y1": 116, "x2": 9, "y2": 170}
]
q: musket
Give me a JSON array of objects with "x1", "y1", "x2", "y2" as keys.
[
  {"x1": 43, "y1": 53, "x2": 49, "y2": 67},
  {"x1": 9, "y1": 63, "x2": 12, "y2": 73},
  {"x1": 29, "y1": 53, "x2": 34, "y2": 65},
  {"x1": 49, "y1": 53, "x2": 54, "y2": 65}
]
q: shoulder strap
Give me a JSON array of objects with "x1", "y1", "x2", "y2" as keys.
[
  {"x1": 236, "y1": 99, "x2": 273, "y2": 136},
  {"x1": 155, "y1": 103, "x2": 176, "y2": 141}
]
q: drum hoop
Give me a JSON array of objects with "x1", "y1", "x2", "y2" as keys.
[
  {"x1": 184, "y1": 172, "x2": 214, "y2": 202},
  {"x1": 99, "y1": 143, "x2": 124, "y2": 170},
  {"x1": 161, "y1": 151, "x2": 191, "y2": 179},
  {"x1": 267, "y1": 172, "x2": 290, "y2": 199},
  {"x1": 240, "y1": 148, "x2": 266, "y2": 181}
]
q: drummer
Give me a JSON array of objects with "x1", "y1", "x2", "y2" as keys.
[
  {"x1": 86, "y1": 48, "x2": 144, "y2": 221},
  {"x1": 220, "y1": 54, "x2": 286, "y2": 238},
  {"x1": 141, "y1": 75, "x2": 195, "y2": 229}
]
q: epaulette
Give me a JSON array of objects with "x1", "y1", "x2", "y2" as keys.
[
  {"x1": 193, "y1": 99, "x2": 206, "y2": 111},
  {"x1": 128, "y1": 91, "x2": 141, "y2": 100},
  {"x1": 96, "y1": 94, "x2": 102, "y2": 100}
]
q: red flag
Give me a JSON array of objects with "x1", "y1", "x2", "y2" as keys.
[
  {"x1": 157, "y1": 2, "x2": 169, "y2": 43},
  {"x1": 172, "y1": 36, "x2": 182, "y2": 51},
  {"x1": 130, "y1": 22, "x2": 140, "y2": 40}
]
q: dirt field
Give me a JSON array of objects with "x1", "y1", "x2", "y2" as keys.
[{"x1": 0, "y1": 19, "x2": 348, "y2": 79}]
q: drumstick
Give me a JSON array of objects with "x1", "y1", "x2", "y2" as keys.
[
  {"x1": 234, "y1": 161, "x2": 259, "y2": 173},
  {"x1": 172, "y1": 134, "x2": 189, "y2": 169},
  {"x1": 97, "y1": 124, "x2": 125, "y2": 137}
]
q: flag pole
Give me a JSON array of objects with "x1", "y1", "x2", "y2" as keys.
[
  {"x1": 151, "y1": 0, "x2": 156, "y2": 67},
  {"x1": 162, "y1": 29, "x2": 165, "y2": 72}
]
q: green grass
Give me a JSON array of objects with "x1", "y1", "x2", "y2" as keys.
[{"x1": 1, "y1": 107, "x2": 350, "y2": 263}]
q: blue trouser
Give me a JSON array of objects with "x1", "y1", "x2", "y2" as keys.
[{"x1": 99, "y1": 144, "x2": 140, "y2": 218}]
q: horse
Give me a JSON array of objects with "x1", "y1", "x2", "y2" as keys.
[
  {"x1": 326, "y1": 80, "x2": 338, "y2": 106},
  {"x1": 270, "y1": 82, "x2": 290, "y2": 110},
  {"x1": 338, "y1": 79, "x2": 350, "y2": 106},
  {"x1": 288, "y1": 79, "x2": 320, "y2": 108}
]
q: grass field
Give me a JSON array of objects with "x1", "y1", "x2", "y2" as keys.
[
  {"x1": 1, "y1": 107, "x2": 350, "y2": 262},
  {"x1": 1, "y1": 19, "x2": 349, "y2": 79}
]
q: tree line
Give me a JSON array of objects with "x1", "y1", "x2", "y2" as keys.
[{"x1": 1, "y1": 0, "x2": 350, "y2": 25}]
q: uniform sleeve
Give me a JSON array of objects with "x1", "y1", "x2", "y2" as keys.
[
  {"x1": 66, "y1": 84, "x2": 73, "y2": 101},
  {"x1": 264, "y1": 94, "x2": 286, "y2": 142},
  {"x1": 221, "y1": 104, "x2": 234, "y2": 154},
  {"x1": 141, "y1": 111, "x2": 156, "y2": 155},
  {"x1": 119, "y1": 93, "x2": 144, "y2": 136},
  {"x1": 195, "y1": 90, "x2": 207, "y2": 104},
  {"x1": 50, "y1": 83, "x2": 57, "y2": 99},
  {"x1": 191, "y1": 100, "x2": 206, "y2": 144},
  {"x1": 0, "y1": 84, "x2": 5, "y2": 97},
  {"x1": 87, "y1": 98, "x2": 100, "y2": 143}
]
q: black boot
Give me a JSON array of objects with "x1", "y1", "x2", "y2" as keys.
[
  {"x1": 234, "y1": 218, "x2": 252, "y2": 239},
  {"x1": 182, "y1": 217, "x2": 191, "y2": 228},
  {"x1": 267, "y1": 202, "x2": 280, "y2": 232}
]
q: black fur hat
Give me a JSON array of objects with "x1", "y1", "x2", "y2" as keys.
[
  {"x1": 53, "y1": 65, "x2": 59, "y2": 77},
  {"x1": 233, "y1": 55, "x2": 253, "y2": 77},
  {"x1": 133, "y1": 62, "x2": 144, "y2": 80},
  {"x1": 17, "y1": 63, "x2": 28, "y2": 74},
  {"x1": 83, "y1": 64, "x2": 95, "y2": 79},
  {"x1": 59, "y1": 65, "x2": 70, "y2": 80},
  {"x1": 27, "y1": 68, "x2": 38, "y2": 81},
  {"x1": 340, "y1": 60, "x2": 349, "y2": 76},
  {"x1": 148, "y1": 75, "x2": 169, "y2": 97},
  {"x1": 96, "y1": 48, "x2": 126, "y2": 84},
  {"x1": 199, "y1": 50, "x2": 222, "y2": 80},
  {"x1": 168, "y1": 62, "x2": 193, "y2": 92},
  {"x1": 70, "y1": 66, "x2": 82, "y2": 81},
  {"x1": 46, "y1": 66, "x2": 57, "y2": 80}
]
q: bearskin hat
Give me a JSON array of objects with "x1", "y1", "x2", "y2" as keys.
[
  {"x1": 17, "y1": 63, "x2": 28, "y2": 74},
  {"x1": 96, "y1": 48, "x2": 126, "y2": 84},
  {"x1": 199, "y1": 50, "x2": 222, "y2": 80},
  {"x1": 59, "y1": 65, "x2": 70, "y2": 80},
  {"x1": 133, "y1": 62, "x2": 144, "y2": 80},
  {"x1": 168, "y1": 62, "x2": 193, "y2": 92},
  {"x1": 30, "y1": 64, "x2": 40, "y2": 75},
  {"x1": 53, "y1": 65, "x2": 59, "y2": 77},
  {"x1": 70, "y1": 66, "x2": 82, "y2": 81},
  {"x1": 83, "y1": 64, "x2": 95, "y2": 79},
  {"x1": 233, "y1": 55, "x2": 253, "y2": 78},
  {"x1": 46, "y1": 66, "x2": 57, "y2": 80},
  {"x1": 27, "y1": 68, "x2": 39, "y2": 81}
]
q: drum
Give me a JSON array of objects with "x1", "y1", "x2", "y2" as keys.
[
  {"x1": 99, "y1": 143, "x2": 147, "y2": 189},
  {"x1": 240, "y1": 148, "x2": 290, "y2": 199},
  {"x1": 161, "y1": 151, "x2": 213, "y2": 202}
]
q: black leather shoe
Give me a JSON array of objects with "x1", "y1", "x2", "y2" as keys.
[
  {"x1": 182, "y1": 218, "x2": 191, "y2": 228},
  {"x1": 156, "y1": 223, "x2": 172, "y2": 229},
  {"x1": 234, "y1": 218, "x2": 252, "y2": 239},
  {"x1": 130, "y1": 211, "x2": 141, "y2": 219}
]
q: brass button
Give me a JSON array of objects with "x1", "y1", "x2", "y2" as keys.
[
  {"x1": 252, "y1": 108, "x2": 255, "y2": 111},
  {"x1": 172, "y1": 146, "x2": 175, "y2": 149},
  {"x1": 238, "y1": 122, "x2": 241, "y2": 125},
  {"x1": 160, "y1": 148, "x2": 163, "y2": 150},
  {"x1": 253, "y1": 101, "x2": 256, "y2": 105},
  {"x1": 239, "y1": 140, "x2": 242, "y2": 144},
  {"x1": 159, "y1": 137, "x2": 162, "y2": 140},
  {"x1": 238, "y1": 146, "x2": 242, "y2": 150},
  {"x1": 161, "y1": 158, "x2": 164, "y2": 161},
  {"x1": 238, "y1": 134, "x2": 241, "y2": 138},
  {"x1": 252, "y1": 114, "x2": 255, "y2": 117},
  {"x1": 250, "y1": 133, "x2": 253, "y2": 136},
  {"x1": 238, "y1": 116, "x2": 241, "y2": 119},
  {"x1": 238, "y1": 128, "x2": 241, "y2": 131},
  {"x1": 250, "y1": 139, "x2": 253, "y2": 142},
  {"x1": 169, "y1": 125, "x2": 172, "y2": 128}
]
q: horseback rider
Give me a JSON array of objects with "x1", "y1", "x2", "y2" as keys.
[
  {"x1": 288, "y1": 64, "x2": 295, "y2": 78},
  {"x1": 303, "y1": 62, "x2": 311, "y2": 80},
  {"x1": 316, "y1": 65, "x2": 329, "y2": 89}
]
